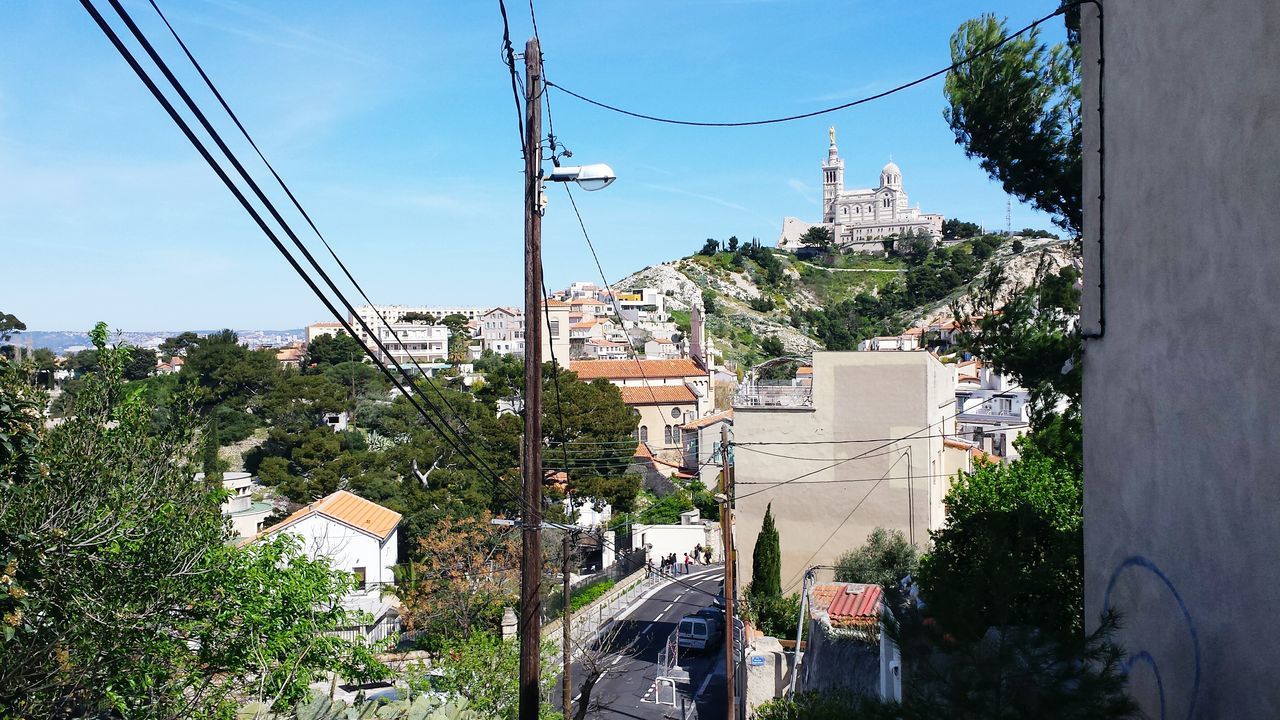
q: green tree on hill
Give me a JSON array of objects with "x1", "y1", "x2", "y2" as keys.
[{"x1": 305, "y1": 331, "x2": 365, "y2": 370}]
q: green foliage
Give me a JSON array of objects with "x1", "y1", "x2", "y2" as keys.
[
  {"x1": 727, "y1": 235, "x2": 740, "y2": 252},
  {"x1": 182, "y1": 329, "x2": 279, "y2": 411},
  {"x1": 202, "y1": 414, "x2": 227, "y2": 482},
  {"x1": 122, "y1": 346, "x2": 156, "y2": 381},
  {"x1": 751, "y1": 691, "x2": 863, "y2": 720},
  {"x1": 916, "y1": 448, "x2": 1082, "y2": 645},
  {"x1": 835, "y1": 527, "x2": 919, "y2": 588},
  {"x1": 0, "y1": 325, "x2": 379, "y2": 718},
  {"x1": 797, "y1": 226, "x2": 834, "y2": 256},
  {"x1": 748, "y1": 296, "x2": 777, "y2": 313},
  {"x1": 305, "y1": 332, "x2": 366, "y2": 370},
  {"x1": 670, "y1": 310, "x2": 691, "y2": 335},
  {"x1": 701, "y1": 288, "x2": 717, "y2": 315},
  {"x1": 698, "y1": 238, "x2": 719, "y2": 256},
  {"x1": 285, "y1": 691, "x2": 482, "y2": 720},
  {"x1": 158, "y1": 330, "x2": 200, "y2": 357},
  {"x1": 943, "y1": 218, "x2": 983, "y2": 240},
  {"x1": 569, "y1": 578, "x2": 616, "y2": 613},
  {"x1": 760, "y1": 336, "x2": 785, "y2": 358},
  {"x1": 750, "y1": 503, "x2": 781, "y2": 600},
  {"x1": 400, "y1": 311, "x2": 438, "y2": 324},
  {"x1": 945, "y1": 14, "x2": 1081, "y2": 234},
  {"x1": 744, "y1": 592, "x2": 801, "y2": 640},
  {"x1": 432, "y1": 634, "x2": 561, "y2": 720},
  {"x1": 0, "y1": 312, "x2": 27, "y2": 343},
  {"x1": 1011, "y1": 238, "x2": 1025, "y2": 253}
]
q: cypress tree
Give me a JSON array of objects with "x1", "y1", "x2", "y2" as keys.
[
  {"x1": 751, "y1": 502, "x2": 782, "y2": 599},
  {"x1": 201, "y1": 415, "x2": 223, "y2": 483}
]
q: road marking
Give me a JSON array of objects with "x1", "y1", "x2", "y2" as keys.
[
  {"x1": 695, "y1": 672, "x2": 714, "y2": 699},
  {"x1": 610, "y1": 654, "x2": 624, "y2": 666},
  {"x1": 663, "y1": 603, "x2": 673, "y2": 612},
  {"x1": 641, "y1": 622, "x2": 653, "y2": 635},
  {"x1": 655, "y1": 612, "x2": 665, "y2": 620}
]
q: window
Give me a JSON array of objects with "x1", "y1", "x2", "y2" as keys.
[
  {"x1": 670, "y1": 407, "x2": 682, "y2": 420},
  {"x1": 352, "y1": 567, "x2": 367, "y2": 591},
  {"x1": 664, "y1": 425, "x2": 674, "y2": 444},
  {"x1": 548, "y1": 320, "x2": 560, "y2": 338},
  {"x1": 639, "y1": 425, "x2": 649, "y2": 442}
]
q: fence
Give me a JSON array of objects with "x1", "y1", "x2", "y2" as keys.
[
  {"x1": 331, "y1": 611, "x2": 401, "y2": 647},
  {"x1": 542, "y1": 549, "x2": 647, "y2": 622},
  {"x1": 543, "y1": 566, "x2": 656, "y2": 666}
]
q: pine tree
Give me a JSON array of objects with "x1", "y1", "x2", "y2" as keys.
[{"x1": 751, "y1": 503, "x2": 782, "y2": 599}]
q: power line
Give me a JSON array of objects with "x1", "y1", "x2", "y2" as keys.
[
  {"x1": 495, "y1": 0, "x2": 526, "y2": 154},
  {"x1": 146, "y1": 0, "x2": 488, "y2": 450},
  {"x1": 731, "y1": 424, "x2": 1028, "y2": 447},
  {"x1": 545, "y1": 2, "x2": 1080, "y2": 128}
]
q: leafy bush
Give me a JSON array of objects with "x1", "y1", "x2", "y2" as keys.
[
  {"x1": 569, "y1": 578, "x2": 616, "y2": 613},
  {"x1": 751, "y1": 691, "x2": 863, "y2": 720}
]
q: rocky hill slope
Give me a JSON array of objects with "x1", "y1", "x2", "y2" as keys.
[{"x1": 617, "y1": 236, "x2": 1076, "y2": 369}]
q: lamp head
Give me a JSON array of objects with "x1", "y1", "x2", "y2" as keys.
[{"x1": 546, "y1": 163, "x2": 616, "y2": 191}]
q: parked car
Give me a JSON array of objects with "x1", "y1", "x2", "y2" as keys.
[{"x1": 677, "y1": 608, "x2": 724, "y2": 653}]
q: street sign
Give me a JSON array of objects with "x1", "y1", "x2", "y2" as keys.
[{"x1": 750, "y1": 655, "x2": 765, "y2": 667}]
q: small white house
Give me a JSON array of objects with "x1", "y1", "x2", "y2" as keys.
[
  {"x1": 217, "y1": 471, "x2": 273, "y2": 539},
  {"x1": 258, "y1": 490, "x2": 401, "y2": 623}
]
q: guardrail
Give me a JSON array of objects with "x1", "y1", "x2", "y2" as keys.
[{"x1": 543, "y1": 567, "x2": 653, "y2": 664}]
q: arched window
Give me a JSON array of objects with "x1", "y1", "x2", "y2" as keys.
[
  {"x1": 664, "y1": 425, "x2": 673, "y2": 444},
  {"x1": 639, "y1": 425, "x2": 648, "y2": 442}
]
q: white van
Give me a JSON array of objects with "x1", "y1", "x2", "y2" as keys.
[{"x1": 677, "y1": 611, "x2": 723, "y2": 653}]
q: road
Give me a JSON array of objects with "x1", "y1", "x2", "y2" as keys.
[{"x1": 555, "y1": 563, "x2": 728, "y2": 720}]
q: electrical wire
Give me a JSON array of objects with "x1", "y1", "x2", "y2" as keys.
[
  {"x1": 545, "y1": 2, "x2": 1082, "y2": 128},
  {"x1": 147, "y1": 0, "x2": 489, "y2": 449},
  {"x1": 731, "y1": 424, "x2": 1029, "y2": 446},
  {"x1": 496, "y1": 0, "x2": 526, "y2": 155}
]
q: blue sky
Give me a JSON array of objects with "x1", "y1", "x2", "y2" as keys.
[{"x1": 0, "y1": 0, "x2": 1066, "y2": 330}]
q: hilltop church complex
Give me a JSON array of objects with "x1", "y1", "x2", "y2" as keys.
[{"x1": 778, "y1": 127, "x2": 944, "y2": 253}]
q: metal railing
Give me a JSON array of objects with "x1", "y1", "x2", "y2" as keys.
[{"x1": 733, "y1": 382, "x2": 814, "y2": 408}]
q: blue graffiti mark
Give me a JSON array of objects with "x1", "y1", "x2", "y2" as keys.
[
  {"x1": 1123, "y1": 651, "x2": 1165, "y2": 720},
  {"x1": 1103, "y1": 555, "x2": 1199, "y2": 720}
]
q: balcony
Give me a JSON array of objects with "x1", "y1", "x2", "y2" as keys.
[{"x1": 733, "y1": 382, "x2": 813, "y2": 409}]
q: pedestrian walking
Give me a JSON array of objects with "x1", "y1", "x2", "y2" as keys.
[
  {"x1": 693, "y1": 544, "x2": 702, "y2": 564},
  {"x1": 683, "y1": 553, "x2": 691, "y2": 574},
  {"x1": 704, "y1": 548, "x2": 712, "y2": 565}
]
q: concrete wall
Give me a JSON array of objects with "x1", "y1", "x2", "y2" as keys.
[
  {"x1": 630, "y1": 522, "x2": 719, "y2": 566},
  {"x1": 734, "y1": 352, "x2": 953, "y2": 590},
  {"x1": 1080, "y1": 3, "x2": 1280, "y2": 717},
  {"x1": 798, "y1": 622, "x2": 880, "y2": 696}
]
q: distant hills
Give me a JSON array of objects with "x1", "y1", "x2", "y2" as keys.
[{"x1": 11, "y1": 329, "x2": 304, "y2": 354}]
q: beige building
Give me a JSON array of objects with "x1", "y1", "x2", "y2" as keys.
[
  {"x1": 733, "y1": 352, "x2": 954, "y2": 590},
  {"x1": 570, "y1": 358, "x2": 713, "y2": 453}
]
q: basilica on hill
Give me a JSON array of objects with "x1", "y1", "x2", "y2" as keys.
[{"x1": 778, "y1": 127, "x2": 944, "y2": 253}]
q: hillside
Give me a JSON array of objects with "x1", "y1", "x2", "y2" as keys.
[{"x1": 618, "y1": 235, "x2": 1076, "y2": 369}]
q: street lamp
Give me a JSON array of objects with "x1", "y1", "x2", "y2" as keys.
[
  {"x1": 519, "y1": 37, "x2": 616, "y2": 720},
  {"x1": 546, "y1": 163, "x2": 617, "y2": 192}
]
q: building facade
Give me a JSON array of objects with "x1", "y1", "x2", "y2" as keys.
[
  {"x1": 1080, "y1": 3, "x2": 1280, "y2": 717},
  {"x1": 733, "y1": 352, "x2": 954, "y2": 589},
  {"x1": 570, "y1": 357, "x2": 714, "y2": 453},
  {"x1": 778, "y1": 128, "x2": 943, "y2": 252}
]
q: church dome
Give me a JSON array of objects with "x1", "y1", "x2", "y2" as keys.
[{"x1": 882, "y1": 160, "x2": 901, "y2": 175}]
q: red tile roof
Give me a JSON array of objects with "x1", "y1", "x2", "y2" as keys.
[
  {"x1": 618, "y1": 385, "x2": 697, "y2": 405},
  {"x1": 260, "y1": 490, "x2": 401, "y2": 542},
  {"x1": 681, "y1": 409, "x2": 733, "y2": 430},
  {"x1": 811, "y1": 582, "x2": 882, "y2": 628},
  {"x1": 944, "y1": 438, "x2": 1001, "y2": 461},
  {"x1": 570, "y1": 358, "x2": 706, "y2": 380}
]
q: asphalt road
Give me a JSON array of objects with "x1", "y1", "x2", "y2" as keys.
[{"x1": 555, "y1": 563, "x2": 728, "y2": 720}]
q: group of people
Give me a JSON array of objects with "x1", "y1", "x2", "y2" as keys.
[{"x1": 648, "y1": 544, "x2": 715, "y2": 577}]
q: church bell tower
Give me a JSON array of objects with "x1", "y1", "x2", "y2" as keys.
[{"x1": 822, "y1": 126, "x2": 844, "y2": 223}]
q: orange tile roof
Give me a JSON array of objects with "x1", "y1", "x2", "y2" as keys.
[
  {"x1": 546, "y1": 300, "x2": 570, "y2": 308},
  {"x1": 571, "y1": 320, "x2": 598, "y2": 329},
  {"x1": 276, "y1": 347, "x2": 303, "y2": 362},
  {"x1": 944, "y1": 438, "x2": 1001, "y2": 461},
  {"x1": 810, "y1": 582, "x2": 882, "y2": 627},
  {"x1": 260, "y1": 490, "x2": 401, "y2": 541},
  {"x1": 618, "y1": 385, "x2": 697, "y2": 405},
  {"x1": 311, "y1": 321, "x2": 343, "y2": 327},
  {"x1": 570, "y1": 358, "x2": 706, "y2": 380},
  {"x1": 681, "y1": 409, "x2": 733, "y2": 430},
  {"x1": 575, "y1": 298, "x2": 606, "y2": 305}
]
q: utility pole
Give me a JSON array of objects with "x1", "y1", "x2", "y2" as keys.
[
  {"x1": 562, "y1": 529, "x2": 574, "y2": 718},
  {"x1": 719, "y1": 424, "x2": 736, "y2": 720},
  {"x1": 519, "y1": 35, "x2": 545, "y2": 720}
]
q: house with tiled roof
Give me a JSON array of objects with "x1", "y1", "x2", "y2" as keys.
[
  {"x1": 257, "y1": 490, "x2": 401, "y2": 632},
  {"x1": 571, "y1": 357, "x2": 713, "y2": 453},
  {"x1": 796, "y1": 581, "x2": 901, "y2": 701},
  {"x1": 644, "y1": 337, "x2": 680, "y2": 360}
]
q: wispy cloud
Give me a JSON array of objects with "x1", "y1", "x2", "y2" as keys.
[
  {"x1": 190, "y1": 0, "x2": 382, "y2": 68},
  {"x1": 787, "y1": 178, "x2": 820, "y2": 207},
  {"x1": 804, "y1": 82, "x2": 883, "y2": 103},
  {"x1": 643, "y1": 183, "x2": 752, "y2": 213}
]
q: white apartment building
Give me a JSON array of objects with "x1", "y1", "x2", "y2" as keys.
[
  {"x1": 208, "y1": 471, "x2": 273, "y2": 540},
  {"x1": 953, "y1": 360, "x2": 1029, "y2": 460}
]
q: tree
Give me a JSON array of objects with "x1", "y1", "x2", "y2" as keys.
[
  {"x1": 701, "y1": 288, "x2": 718, "y2": 315},
  {"x1": 201, "y1": 414, "x2": 226, "y2": 482},
  {"x1": 915, "y1": 448, "x2": 1083, "y2": 646},
  {"x1": 441, "y1": 313, "x2": 472, "y2": 363},
  {"x1": 944, "y1": 14, "x2": 1081, "y2": 235},
  {"x1": 397, "y1": 513, "x2": 520, "y2": 647},
  {"x1": 1011, "y1": 238, "x2": 1025, "y2": 253},
  {"x1": 158, "y1": 330, "x2": 199, "y2": 357},
  {"x1": 798, "y1": 225, "x2": 834, "y2": 255},
  {"x1": 750, "y1": 502, "x2": 782, "y2": 600},
  {"x1": 727, "y1": 235, "x2": 740, "y2": 252},
  {"x1": 698, "y1": 238, "x2": 719, "y2": 256},
  {"x1": 122, "y1": 346, "x2": 156, "y2": 381},
  {"x1": 400, "y1": 311, "x2": 437, "y2": 324},
  {"x1": 943, "y1": 218, "x2": 983, "y2": 239},
  {"x1": 760, "y1": 335, "x2": 786, "y2": 358},
  {"x1": 0, "y1": 312, "x2": 26, "y2": 343},
  {"x1": 0, "y1": 324, "x2": 380, "y2": 718},
  {"x1": 835, "y1": 527, "x2": 919, "y2": 588},
  {"x1": 431, "y1": 633, "x2": 560, "y2": 720},
  {"x1": 305, "y1": 332, "x2": 365, "y2": 370}
]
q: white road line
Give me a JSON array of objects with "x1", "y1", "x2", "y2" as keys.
[
  {"x1": 663, "y1": 603, "x2": 673, "y2": 612},
  {"x1": 641, "y1": 622, "x2": 654, "y2": 635},
  {"x1": 655, "y1": 612, "x2": 665, "y2": 620},
  {"x1": 695, "y1": 672, "x2": 714, "y2": 699},
  {"x1": 610, "y1": 654, "x2": 624, "y2": 666}
]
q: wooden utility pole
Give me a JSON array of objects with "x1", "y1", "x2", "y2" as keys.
[
  {"x1": 719, "y1": 424, "x2": 736, "y2": 720},
  {"x1": 519, "y1": 36, "x2": 544, "y2": 720},
  {"x1": 562, "y1": 530, "x2": 574, "y2": 718}
]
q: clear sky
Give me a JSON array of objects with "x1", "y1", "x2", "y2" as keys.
[{"x1": 0, "y1": 0, "x2": 1067, "y2": 330}]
